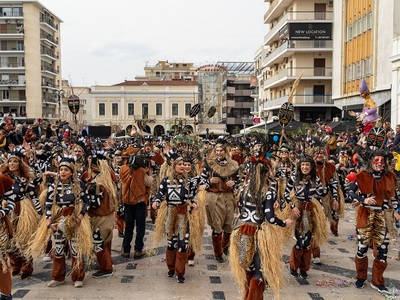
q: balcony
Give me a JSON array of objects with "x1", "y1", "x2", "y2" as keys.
[
  {"x1": 42, "y1": 97, "x2": 57, "y2": 104},
  {"x1": 263, "y1": 67, "x2": 332, "y2": 89},
  {"x1": 40, "y1": 34, "x2": 58, "y2": 47},
  {"x1": 262, "y1": 94, "x2": 333, "y2": 111},
  {"x1": 0, "y1": 46, "x2": 24, "y2": 54},
  {"x1": 40, "y1": 16, "x2": 58, "y2": 31},
  {"x1": 41, "y1": 49, "x2": 58, "y2": 61},
  {"x1": 263, "y1": 40, "x2": 333, "y2": 67},
  {"x1": 263, "y1": 0, "x2": 295, "y2": 24},
  {"x1": 41, "y1": 66, "x2": 59, "y2": 75},
  {"x1": 0, "y1": 27, "x2": 24, "y2": 39},
  {"x1": 264, "y1": 11, "x2": 333, "y2": 46},
  {"x1": 0, "y1": 79, "x2": 25, "y2": 86}
]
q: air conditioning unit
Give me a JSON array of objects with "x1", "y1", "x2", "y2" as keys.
[{"x1": 327, "y1": 0, "x2": 333, "y2": 7}]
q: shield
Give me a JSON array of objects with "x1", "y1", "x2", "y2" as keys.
[
  {"x1": 278, "y1": 102, "x2": 294, "y2": 127},
  {"x1": 67, "y1": 95, "x2": 80, "y2": 114},
  {"x1": 189, "y1": 104, "x2": 201, "y2": 118},
  {"x1": 367, "y1": 127, "x2": 386, "y2": 149},
  {"x1": 207, "y1": 106, "x2": 216, "y2": 118}
]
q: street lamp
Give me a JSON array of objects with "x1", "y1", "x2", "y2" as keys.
[
  {"x1": 53, "y1": 89, "x2": 65, "y2": 121},
  {"x1": 241, "y1": 116, "x2": 251, "y2": 138}
]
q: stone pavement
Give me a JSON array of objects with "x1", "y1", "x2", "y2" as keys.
[{"x1": 9, "y1": 204, "x2": 400, "y2": 300}]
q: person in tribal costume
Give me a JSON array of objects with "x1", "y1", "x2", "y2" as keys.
[
  {"x1": 152, "y1": 153, "x2": 198, "y2": 283},
  {"x1": 230, "y1": 150, "x2": 293, "y2": 300},
  {"x1": 285, "y1": 155, "x2": 328, "y2": 279},
  {"x1": 183, "y1": 155, "x2": 207, "y2": 267},
  {"x1": 111, "y1": 149, "x2": 125, "y2": 238},
  {"x1": 310, "y1": 147, "x2": 343, "y2": 265},
  {"x1": 348, "y1": 150, "x2": 397, "y2": 294},
  {"x1": 0, "y1": 148, "x2": 42, "y2": 280},
  {"x1": 201, "y1": 143, "x2": 240, "y2": 263},
  {"x1": 81, "y1": 151, "x2": 118, "y2": 279},
  {"x1": 0, "y1": 174, "x2": 16, "y2": 300},
  {"x1": 42, "y1": 157, "x2": 92, "y2": 288},
  {"x1": 274, "y1": 145, "x2": 295, "y2": 210}
]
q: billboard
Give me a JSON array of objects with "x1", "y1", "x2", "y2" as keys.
[{"x1": 289, "y1": 23, "x2": 332, "y2": 40}]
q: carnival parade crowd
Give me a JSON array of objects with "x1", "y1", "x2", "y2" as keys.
[{"x1": 0, "y1": 90, "x2": 400, "y2": 299}]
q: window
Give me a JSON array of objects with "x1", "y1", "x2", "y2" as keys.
[
  {"x1": 172, "y1": 103, "x2": 178, "y2": 116},
  {"x1": 156, "y1": 103, "x2": 162, "y2": 116},
  {"x1": 112, "y1": 103, "x2": 118, "y2": 116},
  {"x1": 99, "y1": 103, "x2": 105, "y2": 116},
  {"x1": 185, "y1": 103, "x2": 191, "y2": 116},
  {"x1": 367, "y1": 12, "x2": 372, "y2": 29},
  {"x1": 128, "y1": 103, "x2": 134, "y2": 116},
  {"x1": 80, "y1": 99, "x2": 87, "y2": 105},
  {"x1": 2, "y1": 90, "x2": 9, "y2": 100},
  {"x1": 142, "y1": 103, "x2": 148, "y2": 118}
]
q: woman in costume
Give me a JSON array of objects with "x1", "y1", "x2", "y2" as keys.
[
  {"x1": 152, "y1": 152, "x2": 198, "y2": 283},
  {"x1": 348, "y1": 150, "x2": 397, "y2": 293},
  {"x1": 32, "y1": 157, "x2": 92, "y2": 288},
  {"x1": 0, "y1": 147, "x2": 42, "y2": 280},
  {"x1": 0, "y1": 174, "x2": 16, "y2": 300},
  {"x1": 285, "y1": 155, "x2": 328, "y2": 279},
  {"x1": 229, "y1": 142, "x2": 293, "y2": 300},
  {"x1": 182, "y1": 151, "x2": 207, "y2": 267}
]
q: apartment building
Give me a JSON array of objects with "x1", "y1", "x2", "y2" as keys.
[
  {"x1": 333, "y1": 0, "x2": 396, "y2": 124},
  {"x1": 0, "y1": 0, "x2": 62, "y2": 120},
  {"x1": 137, "y1": 60, "x2": 197, "y2": 81},
  {"x1": 259, "y1": 0, "x2": 340, "y2": 123},
  {"x1": 90, "y1": 80, "x2": 198, "y2": 136}
]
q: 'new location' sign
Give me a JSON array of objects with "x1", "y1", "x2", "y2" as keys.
[{"x1": 289, "y1": 23, "x2": 332, "y2": 40}]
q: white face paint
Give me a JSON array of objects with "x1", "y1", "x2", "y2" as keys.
[{"x1": 371, "y1": 156, "x2": 385, "y2": 172}]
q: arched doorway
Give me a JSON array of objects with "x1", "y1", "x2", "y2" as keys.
[
  {"x1": 183, "y1": 125, "x2": 193, "y2": 133},
  {"x1": 154, "y1": 125, "x2": 165, "y2": 137}
]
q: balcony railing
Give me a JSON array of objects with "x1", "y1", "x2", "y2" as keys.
[
  {"x1": 0, "y1": 79, "x2": 25, "y2": 85},
  {"x1": 40, "y1": 16, "x2": 58, "y2": 30},
  {"x1": 263, "y1": 94, "x2": 333, "y2": 109},
  {"x1": 40, "y1": 34, "x2": 58, "y2": 45},
  {"x1": 264, "y1": 67, "x2": 332, "y2": 88},
  {"x1": 264, "y1": 40, "x2": 333, "y2": 67},
  {"x1": 264, "y1": 11, "x2": 333, "y2": 45},
  {"x1": 41, "y1": 49, "x2": 58, "y2": 59},
  {"x1": 41, "y1": 66, "x2": 59, "y2": 74}
]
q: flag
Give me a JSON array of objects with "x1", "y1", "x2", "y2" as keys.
[{"x1": 250, "y1": 75, "x2": 258, "y2": 87}]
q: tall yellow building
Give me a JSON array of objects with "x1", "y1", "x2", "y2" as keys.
[{"x1": 0, "y1": 0, "x2": 62, "y2": 119}]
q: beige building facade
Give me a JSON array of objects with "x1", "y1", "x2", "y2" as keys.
[
  {"x1": 0, "y1": 0, "x2": 62, "y2": 120},
  {"x1": 258, "y1": 0, "x2": 339, "y2": 123},
  {"x1": 90, "y1": 80, "x2": 198, "y2": 136}
]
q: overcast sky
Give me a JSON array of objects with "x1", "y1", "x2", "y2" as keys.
[{"x1": 38, "y1": 0, "x2": 268, "y2": 86}]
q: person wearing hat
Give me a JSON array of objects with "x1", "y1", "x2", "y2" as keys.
[
  {"x1": 0, "y1": 172, "x2": 16, "y2": 300},
  {"x1": 285, "y1": 155, "x2": 328, "y2": 280},
  {"x1": 81, "y1": 151, "x2": 118, "y2": 279},
  {"x1": 348, "y1": 150, "x2": 397, "y2": 293},
  {"x1": 201, "y1": 142, "x2": 240, "y2": 263},
  {"x1": 0, "y1": 147, "x2": 42, "y2": 281},
  {"x1": 230, "y1": 144, "x2": 293, "y2": 300},
  {"x1": 39, "y1": 157, "x2": 92, "y2": 288},
  {"x1": 152, "y1": 153, "x2": 198, "y2": 283},
  {"x1": 275, "y1": 145, "x2": 295, "y2": 209}
]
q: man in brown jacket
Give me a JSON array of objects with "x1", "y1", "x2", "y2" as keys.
[{"x1": 120, "y1": 151, "x2": 153, "y2": 259}]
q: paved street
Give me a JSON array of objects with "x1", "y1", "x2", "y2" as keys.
[{"x1": 9, "y1": 204, "x2": 400, "y2": 300}]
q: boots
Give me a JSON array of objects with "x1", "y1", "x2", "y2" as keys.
[
  {"x1": 245, "y1": 278, "x2": 265, "y2": 300},
  {"x1": 222, "y1": 232, "x2": 231, "y2": 255},
  {"x1": 355, "y1": 256, "x2": 368, "y2": 282},
  {"x1": 244, "y1": 271, "x2": 254, "y2": 299},
  {"x1": 166, "y1": 249, "x2": 177, "y2": 271},
  {"x1": 371, "y1": 258, "x2": 387, "y2": 287},
  {"x1": 212, "y1": 232, "x2": 223, "y2": 262}
]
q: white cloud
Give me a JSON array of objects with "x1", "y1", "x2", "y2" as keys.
[{"x1": 39, "y1": 0, "x2": 267, "y2": 85}]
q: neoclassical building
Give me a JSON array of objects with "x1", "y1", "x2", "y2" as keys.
[{"x1": 90, "y1": 80, "x2": 199, "y2": 136}]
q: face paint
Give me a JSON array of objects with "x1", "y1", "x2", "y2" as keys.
[{"x1": 372, "y1": 156, "x2": 385, "y2": 172}]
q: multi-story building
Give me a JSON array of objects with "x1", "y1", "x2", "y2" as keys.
[
  {"x1": 90, "y1": 80, "x2": 198, "y2": 136},
  {"x1": 137, "y1": 60, "x2": 197, "y2": 81},
  {"x1": 0, "y1": 0, "x2": 62, "y2": 119},
  {"x1": 333, "y1": 0, "x2": 395, "y2": 124},
  {"x1": 260, "y1": 0, "x2": 340, "y2": 123}
]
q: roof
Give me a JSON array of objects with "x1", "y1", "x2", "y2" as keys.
[
  {"x1": 216, "y1": 62, "x2": 254, "y2": 74},
  {"x1": 113, "y1": 80, "x2": 198, "y2": 87}
]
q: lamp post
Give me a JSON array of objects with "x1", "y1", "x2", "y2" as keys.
[
  {"x1": 53, "y1": 89, "x2": 65, "y2": 121},
  {"x1": 241, "y1": 116, "x2": 250, "y2": 138}
]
